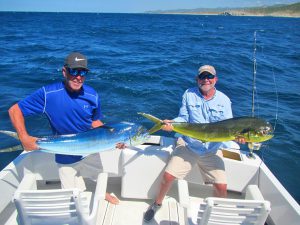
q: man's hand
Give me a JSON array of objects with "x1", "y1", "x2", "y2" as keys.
[
  {"x1": 92, "y1": 121, "x2": 126, "y2": 150},
  {"x1": 162, "y1": 120, "x2": 173, "y2": 132},
  {"x1": 19, "y1": 135, "x2": 38, "y2": 151},
  {"x1": 116, "y1": 142, "x2": 126, "y2": 149},
  {"x1": 235, "y1": 136, "x2": 246, "y2": 144}
]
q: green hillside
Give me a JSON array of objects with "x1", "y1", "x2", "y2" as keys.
[
  {"x1": 147, "y1": 2, "x2": 300, "y2": 17},
  {"x1": 232, "y1": 2, "x2": 300, "y2": 17},
  {"x1": 245, "y1": 2, "x2": 300, "y2": 14}
]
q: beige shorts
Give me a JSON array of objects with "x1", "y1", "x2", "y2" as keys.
[
  {"x1": 57, "y1": 153, "x2": 103, "y2": 191},
  {"x1": 165, "y1": 138, "x2": 226, "y2": 184}
]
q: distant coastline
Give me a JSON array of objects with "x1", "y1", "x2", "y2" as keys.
[{"x1": 146, "y1": 2, "x2": 300, "y2": 18}]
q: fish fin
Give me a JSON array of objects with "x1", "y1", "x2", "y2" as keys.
[
  {"x1": 0, "y1": 144, "x2": 23, "y2": 153},
  {"x1": 0, "y1": 130, "x2": 19, "y2": 140},
  {"x1": 138, "y1": 112, "x2": 163, "y2": 124},
  {"x1": 148, "y1": 124, "x2": 163, "y2": 134},
  {"x1": 238, "y1": 128, "x2": 252, "y2": 140},
  {"x1": 240, "y1": 128, "x2": 251, "y2": 134},
  {"x1": 138, "y1": 112, "x2": 164, "y2": 134}
]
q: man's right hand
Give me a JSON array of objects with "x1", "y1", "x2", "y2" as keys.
[
  {"x1": 19, "y1": 135, "x2": 39, "y2": 151},
  {"x1": 8, "y1": 103, "x2": 39, "y2": 151},
  {"x1": 162, "y1": 120, "x2": 174, "y2": 132}
]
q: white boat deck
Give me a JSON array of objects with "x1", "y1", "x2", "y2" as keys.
[
  {"x1": 0, "y1": 135, "x2": 299, "y2": 225},
  {"x1": 36, "y1": 177, "x2": 186, "y2": 225},
  {"x1": 97, "y1": 178, "x2": 185, "y2": 225},
  {"x1": 35, "y1": 177, "x2": 241, "y2": 225}
]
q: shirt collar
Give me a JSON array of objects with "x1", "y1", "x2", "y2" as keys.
[{"x1": 197, "y1": 87, "x2": 217, "y2": 101}]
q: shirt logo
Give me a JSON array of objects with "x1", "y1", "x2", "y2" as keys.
[{"x1": 75, "y1": 57, "x2": 85, "y2": 62}]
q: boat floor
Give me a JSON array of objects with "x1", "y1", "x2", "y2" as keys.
[{"x1": 36, "y1": 177, "x2": 242, "y2": 225}]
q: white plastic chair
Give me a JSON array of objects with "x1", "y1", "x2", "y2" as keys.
[
  {"x1": 13, "y1": 173, "x2": 108, "y2": 225},
  {"x1": 178, "y1": 180, "x2": 271, "y2": 225}
]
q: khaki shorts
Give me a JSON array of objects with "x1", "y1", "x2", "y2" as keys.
[
  {"x1": 57, "y1": 153, "x2": 103, "y2": 191},
  {"x1": 165, "y1": 138, "x2": 226, "y2": 184}
]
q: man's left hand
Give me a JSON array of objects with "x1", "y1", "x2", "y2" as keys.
[
  {"x1": 235, "y1": 136, "x2": 246, "y2": 144},
  {"x1": 116, "y1": 143, "x2": 126, "y2": 149}
]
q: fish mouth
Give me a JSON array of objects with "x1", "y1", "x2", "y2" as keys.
[
  {"x1": 261, "y1": 134, "x2": 274, "y2": 141},
  {"x1": 259, "y1": 124, "x2": 273, "y2": 137},
  {"x1": 253, "y1": 122, "x2": 273, "y2": 138},
  {"x1": 245, "y1": 123, "x2": 274, "y2": 143},
  {"x1": 253, "y1": 130, "x2": 273, "y2": 142}
]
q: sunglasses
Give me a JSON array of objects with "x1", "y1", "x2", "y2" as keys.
[
  {"x1": 198, "y1": 72, "x2": 215, "y2": 80},
  {"x1": 67, "y1": 68, "x2": 88, "y2": 77}
]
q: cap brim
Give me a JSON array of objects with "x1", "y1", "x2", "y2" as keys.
[
  {"x1": 68, "y1": 65, "x2": 89, "y2": 71},
  {"x1": 198, "y1": 71, "x2": 214, "y2": 76}
]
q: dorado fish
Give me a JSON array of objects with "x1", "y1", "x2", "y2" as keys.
[
  {"x1": 0, "y1": 122, "x2": 149, "y2": 155},
  {"x1": 138, "y1": 112, "x2": 273, "y2": 143}
]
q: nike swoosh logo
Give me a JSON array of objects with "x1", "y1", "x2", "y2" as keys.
[{"x1": 75, "y1": 57, "x2": 85, "y2": 61}]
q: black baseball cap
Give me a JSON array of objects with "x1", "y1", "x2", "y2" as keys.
[{"x1": 64, "y1": 52, "x2": 89, "y2": 70}]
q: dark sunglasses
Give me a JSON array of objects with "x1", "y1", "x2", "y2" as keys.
[
  {"x1": 198, "y1": 72, "x2": 215, "y2": 80},
  {"x1": 67, "y1": 68, "x2": 88, "y2": 77}
]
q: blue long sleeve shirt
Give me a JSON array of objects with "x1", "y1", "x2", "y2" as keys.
[
  {"x1": 18, "y1": 82, "x2": 102, "y2": 164},
  {"x1": 173, "y1": 87, "x2": 233, "y2": 155}
]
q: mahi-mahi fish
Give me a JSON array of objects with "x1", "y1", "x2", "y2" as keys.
[
  {"x1": 138, "y1": 112, "x2": 273, "y2": 143},
  {"x1": 0, "y1": 122, "x2": 149, "y2": 155}
]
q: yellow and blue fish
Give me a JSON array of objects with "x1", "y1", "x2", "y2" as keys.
[
  {"x1": 0, "y1": 122, "x2": 149, "y2": 155},
  {"x1": 139, "y1": 112, "x2": 273, "y2": 143}
]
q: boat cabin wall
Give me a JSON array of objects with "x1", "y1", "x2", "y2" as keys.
[
  {"x1": 121, "y1": 136, "x2": 262, "y2": 199},
  {"x1": 259, "y1": 162, "x2": 300, "y2": 225}
]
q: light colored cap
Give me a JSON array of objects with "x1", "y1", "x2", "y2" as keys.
[{"x1": 198, "y1": 65, "x2": 216, "y2": 76}]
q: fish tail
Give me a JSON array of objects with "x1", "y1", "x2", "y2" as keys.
[
  {"x1": 0, "y1": 144, "x2": 23, "y2": 153},
  {"x1": 0, "y1": 130, "x2": 24, "y2": 153},
  {"x1": 138, "y1": 112, "x2": 164, "y2": 134},
  {"x1": 0, "y1": 130, "x2": 19, "y2": 140}
]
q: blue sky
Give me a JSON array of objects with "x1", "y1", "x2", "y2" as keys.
[{"x1": 0, "y1": 0, "x2": 299, "y2": 13}]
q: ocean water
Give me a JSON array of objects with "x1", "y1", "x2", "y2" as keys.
[{"x1": 0, "y1": 12, "x2": 299, "y2": 203}]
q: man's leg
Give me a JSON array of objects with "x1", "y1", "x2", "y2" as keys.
[
  {"x1": 58, "y1": 164, "x2": 86, "y2": 190},
  {"x1": 143, "y1": 172, "x2": 176, "y2": 222},
  {"x1": 198, "y1": 150, "x2": 227, "y2": 198},
  {"x1": 105, "y1": 193, "x2": 120, "y2": 205},
  {"x1": 213, "y1": 183, "x2": 227, "y2": 197},
  {"x1": 73, "y1": 154, "x2": 120, "y2": 204},
  {"x1": 144, "y1": 138, "x2": 194, "y2": 222},
  {"x1": 155, "y1": 172, "x2": 176, "y2": 204}
]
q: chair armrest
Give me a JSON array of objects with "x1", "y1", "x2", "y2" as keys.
[
  {"x1": 245, "y1": 185, "x2": 265, "y2": 201},
  {"x1": 94, "y1": 172, "x2": 108, "y2": 200},
  {"x1": 177, "y1": 179, "x2": 189, "y2": 208},
  {"x1": 87, "y1": 172, "x2": 108, "y2": 221},
  {"x1": 13, "y1": 174, "x2": 37, "y2": 203},
  {"x1": 17, "y1": 174, "x2": 37, "y2": 191}
]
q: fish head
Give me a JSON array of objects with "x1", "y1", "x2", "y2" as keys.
[{"x1": 248, "y1": 120, "x2": 274, "y2": 142}]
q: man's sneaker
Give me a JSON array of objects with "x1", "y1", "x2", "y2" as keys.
[{"x1": 143, "y1": 202, "x2": 162, "y2": 222}]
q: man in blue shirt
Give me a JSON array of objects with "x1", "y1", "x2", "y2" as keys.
[
  {"x1": 8, "y1": 52, "x2": 119, "y2": 204},
  {"x1": 144, "y1": 65, "x2": 245, "y2": 222}
]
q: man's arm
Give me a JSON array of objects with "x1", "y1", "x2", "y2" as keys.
[{"x1": 8, "y1": 104, "x2": 38, "y2": 151}]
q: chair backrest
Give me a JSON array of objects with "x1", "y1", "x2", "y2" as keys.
[
  {"x1": 13, "y1": 188, "x2": 89, "y2": 225},
  {"x1": 196, "y1": 197, "x2": 271, "y2": 225}
]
